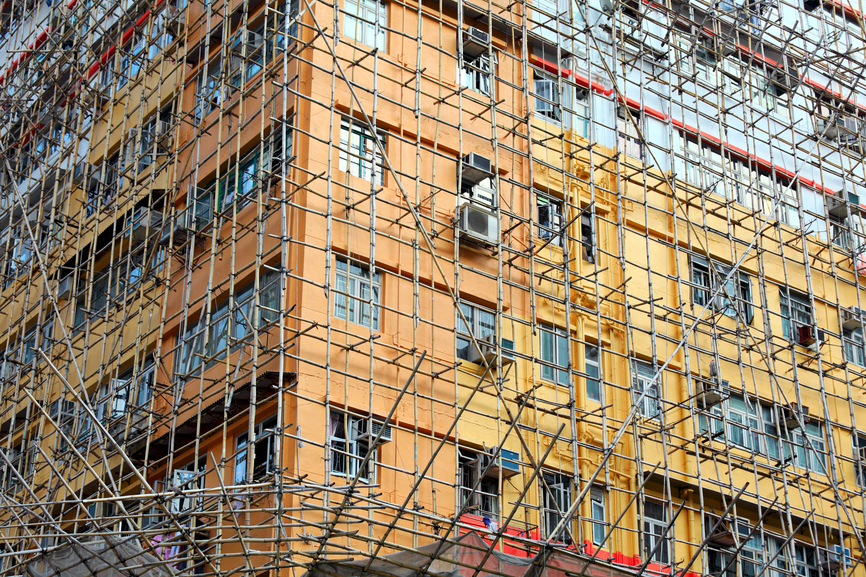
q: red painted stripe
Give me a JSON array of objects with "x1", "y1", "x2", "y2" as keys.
[
  {"x1": 136, "y1": 10, "x2": 151, "y2": 27},
  {"x1": 671, "y1": 119, "x2": 835, "y2": 195},
  {"x1": 530, "y1": 55, "x2": 572, "y2": 77},
  {"x1": 67, "y1": 0, "x2": 77, "y2": 8},
  {"x1": 121, "y1": 25, "x2": 135, "y2": 45},
  {"x1": 87, "y1": 62, "x2": 100, "y2": 79}
]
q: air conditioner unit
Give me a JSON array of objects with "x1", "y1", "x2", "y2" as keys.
[
  {"x1": 462, "y1": 27, "x2": 489, "y2": 60},
  {"x1": 483, "y1": 447, "x2": 520, "y2": 478},
  {"x1": 457, "y1": 203, "x2": 499, "y2": 246},
  {"x1": 159, "y1": 209, "x2": 196, "y2": 246},
  {"x1": 797, "y1": 324, "x2": 824, "y2": 346},
  {"x1": 842, "y1": 307, "x2": 863, "y2": 331},
  {"x1": 131, "y1": 207, "x2": 163, "y2": 242},
  {"x1": 166, "y1": 5, "x2": 185, "y2": 34},
  {"x1": 238, "y1": 31, "x2": 264, "y2": 50},
  {"x1": 57, "y1": 275, "x2": 73, "y2": 300},
  {"x1": 355, "y1": 419, "x2": 393, "y2": 444},
  {"x1": 156, "y1": 120, "x2": 172, "y2": 138},
  {"x1": 819, "y1": 550, "x2": 843, "y2": 573},
  {"x1": 476, "y1": 333, "x2": 515, "y2": 365},
  {"x1": 461, "y1": 152, "x2": 494, "y2": 186},
  {"x1": 697, "y1": 378, "x2": 727, "y2": 408},
  {"x1": 816, "y1": 117, "x2": 840, "y2": 140},
  {"x1": 778, "y1": 402, "x2": 809, "y2": 430},
  {"x1": 705, "y1": 516, "x2": 737, "y2": 548}
]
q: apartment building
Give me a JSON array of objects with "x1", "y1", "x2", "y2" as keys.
[{"x1": 0, "y1": 0, "x2": 864, "y2": 576}]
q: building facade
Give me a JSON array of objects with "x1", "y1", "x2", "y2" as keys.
[{"x1": 0, "y1": 0, "x2": 865, "y2": 576}]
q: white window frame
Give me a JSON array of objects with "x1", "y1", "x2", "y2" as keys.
[
  {"x1": 536, "y1": 194, "x2": 563, "y2": 247},
  {"x1": 780, "y1": 289, "x2": 813, "y2": 341},
  {"x1": 585, "y1": 345, "x2": 601, "y2": 402},
  {"x1": 590, "y1": 486, "x2": 605, "y2": 546},
  {"x1": 533, "y1": 72, "x2": 561, "y2": 123},
  {"x1": 455, "y1": 302, "x2": 496, "y2": 362},
  {"x1": 633, "y1": 360, "x2": 660, "y2": 420},
  {"x1": 339, "y1": 117, "x2": 386, "y2": 184},
  {"x1": 691, "y1": 256, "x2": 753, "y2": 322},
  {"x1": 642, "y1": 500, "x2": 670, "y2": 565},
  {"x1": 330, "y1": 410, "x2": 376, "y2": 482},
  {"x1": 844, "y1": 326, "x2": 865, "y2": 366},
  {"x1": 235, "y1": 416, "x2": 278, "y2": 484},
  {"x1": 541, "y1": 472, "x2": 572, "y2": 543},
  {"x1": 540, "y1": 324, "x2": 569, "y2": 385},
  {"x1": 458, "y1": 448, "x2": 499, "y2": 516},
  {"x1": 461, "y1": 52, "x2": 495, "y2": 97},
  {"x1": 343, "y1": 0, "x2": 387, "y2": 50},
  {"x1": 334, "y1": 257, "x2": 381, "y2": 329},
  {"x1": 169, "y1": 460, "x2": 205, "y2": 514}
]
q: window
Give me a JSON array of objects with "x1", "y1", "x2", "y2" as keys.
[
  {"x1": 339, "y1": 117, "x2": 386, "y2": 184},
  {"x1": 48, "y1": 399, "x2": 76, "y2": 447},
  {"x1": 533, "y1": 73, "x2": 561, "y2": 122},
  {"x1": 691, "y1": 256, "x2": 753, "y2": 322},
  {"x1": 334, "y1": 257, "x2": 380, "y2": 329},
  {"x1": 107, "y1": 361, "x2": 155, "y2": 425},
  {"x1": 235, "y1": 416, "x2": 278, "y2": 484},
  {"x1": 790, "y1": 421, "x2": 825, "y2": 473},
  {"x1": 794, "y1": 545, "x2": 820, "y2": 577},
  {"x1": 458, "y1": 448, "x2": 499, "y2": 515},
  {"x1": 590, "y1": 486, "x2": 605, "y2": 546},
  {"x1": 580, "y1": 213, "x2": 595, "y2": 263},
  {"x1": 196, "y1": 58, "x2": 223, "y2": 120},
  {"x1": 541, "y1": 472, "x2": 572, "y2": 543},
  {"x1": 125, "y1": 106, "x2": 174, "y2": 173},
  {"x1": 617, "y1": 106, "x2": 644, "y2": 160},
  {"x1": 461, "y1": 53, "x2": 494, "y2": 96},
  {"x1": 330, "y1": 411, "x2": 376, "y2": 481},
  {"x1": 175, "y1": 270, "x2": 281, "y2": 377},
  {"x1": 585, "y1": 345, "x2": 601, "y2": 401},
  {"x1": 844, "y1": 326, "x2": 864, "y2": 366},
  {"x1": 780, "y1": 290, "x2": 813, "y2": 341},
  {"x1": 460, "y1": 175, "x2": 497, "y2": 206},
  {"x1": 700, "y1": 394, "x2": 780, "y2": 458},
  {"x1": 537, "y1": 195, "x2": 563, "y2": 247},
  {"x1": 169, "y1": 460, "x2": 205, "y2": 514},
  {"x1": 455, "y1": 303, "x2": 495, "y2": 362},
  {"x1": 116, "y1": 31, "x2": 147, "y2": 90},
  {"x1": 855, "y1": 435, "x2": 866, "y2": 487},
  {"x1": 633, "y1": 361, "x2": 660, "y2": 419},
  {"x1": 642, "y1": 500, "x2": 670, "y2": 565},
  {"x1": 540, "y1": 325, "x2": 568, "y2": 385},
  {"x1": 343, "y1": 0, "x2": 386, "y2": 50}
]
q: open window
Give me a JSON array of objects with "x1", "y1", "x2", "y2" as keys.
[{"x1": 235, "y1": 416, "x2": 278, "y2": 483}]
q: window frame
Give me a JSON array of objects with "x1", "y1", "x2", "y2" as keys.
[
  {"x1": 329, "y1": 410, "x2": 377, "y2": 482},
  {"x1": 590, "y1": 486, "x2": 606, "y2": 546},
  {"x1": 536, "y1": 194, "x2": 564, "y2": 247},
  {"x1": 779, "y1": 289, "x2": 814, "y2": 341},
  {"x1": 843, "y1": 326, "x2": 865, "y2": 366},
  {"x1": 540, "y1": 471, "x2": 572, "y2": 544},
  {"x1": 455, "y1": 302, "x2": 496, "y2": 362},
  {"x1": 461, "y1": 52, "x2": 495, "y2": 97},
  {"x1": 642, "y1": 500, "x2": 670, "y2": 565},
  {"x1": 338, "y1": 116, "x2": 386, "y2": 184},
  {"x1": 343, "y1": 0, "x2": 387, "y2": 50},
  {"x1": 539, "y1": 324, "x2": 569, "y2": 385},
  {"x1": 334, "y1": 257, "x2": 381, "y2": 330},
  {"x1": 533, "y1": 71, "x2": 562, "y2": 123},
  {"x1": 690, "y1": 256, "x2": 753, "y2": 323},
  {"x1": 633, "y1": 360, "x2": 660, "y2": 420},
  {"x1": 235, "y1": 415, "x2": 279, "y2": 484}
]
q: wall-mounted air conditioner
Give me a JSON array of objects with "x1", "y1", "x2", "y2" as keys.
[
  {"x1": 462, "y1": 27, "x2": 489, "y2": 60},
  {"x1": 461, "y1": 152, "x2": 494, "y2": 187},
  {"x1": 468, "y1": 333, "x2": 515, "y2": 366},
  {"x1": 482, "y1": 447, "x2": 520, "y2": 478},
  {"x1": 777, "y1": 402, "x2": 809, "y2": 430},
  {"x1": 457, "y1": 203, "x2": 499, "y2": 246},
  {"x1": 705, "y1": 515, "x2": 737, "y2": 548},
  {"x1": 57, "y1": 275, "x2": 73, "y2": 301},
  {"x1": 131, "y1": 207, "x2": 163, "y2": 242},
  {"x1": 696, "y1": 378, "x2": 728, "y2": 408},
  {"x1": 355, "y1": 419, "x2": 393, "y2": 444},
  {"x1": 159, "y1": 209, "x2": 196, "y2": 246},
  {"x1": 842, "y1": 307, "x2": 863, "y2": 331}
]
